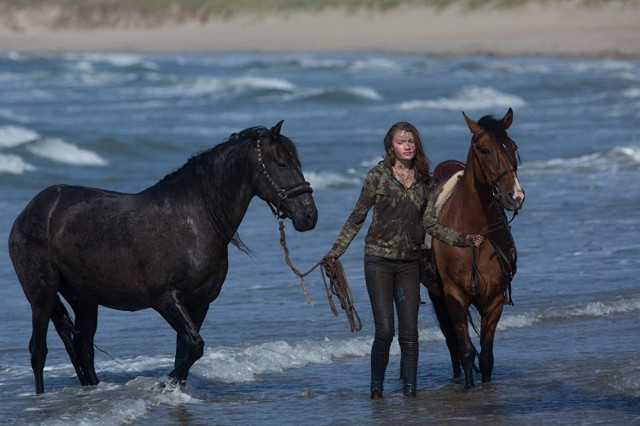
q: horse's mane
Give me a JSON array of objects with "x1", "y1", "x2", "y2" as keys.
[{"x1": 157, "y1": 126, "x2": 278, "y2": 254}]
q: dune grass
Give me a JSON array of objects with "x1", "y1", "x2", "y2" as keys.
[{"x1": 0, "y1": 0, "x2": 633, "y2": 28}]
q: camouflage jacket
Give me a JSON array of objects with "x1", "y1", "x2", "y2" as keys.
[{"x1": 331, "y1": 162, "x2": 468, "y2": 260}]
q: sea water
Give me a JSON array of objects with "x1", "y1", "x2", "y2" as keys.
[{"x1": 0, "y1": 52, "x2": 638, "y2": 425}]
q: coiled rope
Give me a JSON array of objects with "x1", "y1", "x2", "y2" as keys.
[{"x1": 277, "y1": 220, "x2": 362, "y2": 332}]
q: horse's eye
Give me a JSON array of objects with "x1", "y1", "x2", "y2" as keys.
[
  {"x1": 480, "y1": 147, "x2": 491, "y2": 155},
  {"x1": 277, "y1": 161, "x2": 288, "y2": 169}
]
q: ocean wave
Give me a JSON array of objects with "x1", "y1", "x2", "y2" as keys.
[
  {"x1": 395, "y1": 86, "x2": 528, "y2": 111},
  {"x1": 282, "y1": 86, "x2": 382, "y2": 103},
  {"x1": 0, "y1": 109, "x2": 31, "y2": 123},
  {"x1": 484, "y1": 61, "x2": 552, "y2": 75},
  {"x1": 349, "y1": 58, "x2": 399, "y2": 73},
  {"x1": 521, "y1": 145, "x2": 640, "y2": 175},
  {"x1": 26, "y1": 138, "x2": 108, "y2": 166},
  {"x1": 496, "y1": 296, "x2": 640, "y2": 332},
  {"x1": 146, "y1": 76, "x2": 297, "y2": 99},
  {"x1": 21, "y1": 376, "x2": 200, "y2": 426},
  {"x1": 73, "y1": 71, "x2": 138, "y2": 87},
  {"x1": 305, "y1": 171, "x2": 361, "y2": 189},
  {"x1": 569, "y1": 59, "x2": 637, "y2": 75},
  {"x1": 4, "y1": 295, "x2": 636, "y2": 419},
  {"x1": 10, "y1": 295, "x2": 637, "y2": 386},
  {"x1": 0, "y1": 153, "x2": 36, "y2": 174},
  {"x1": 622, "y1": 87, "x2": 640, "y2": 98},
  {"x1": 65, "y1": 53, "x2": 159, "y2": 71},
  {"x1": 610, "y1": 360, "x2": 640, "y2": 394},
  {"x1": 297, "y1": 57, "x2": 350, "y2": 70},
  {"x1": 0, "y1": 125, "x2": 39, "y2": 148}
]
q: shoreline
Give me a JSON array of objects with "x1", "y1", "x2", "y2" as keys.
[{"x1": 1, "y1": 2, "x2": 640, "y2": 58}]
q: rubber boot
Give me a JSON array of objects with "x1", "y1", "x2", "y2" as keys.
[
  {"x1": 400, "y1": 343, "x2": 418, "y2": 397},
  {"x1": 370, "y1": 347, "x2": 388, "y2": 399}
]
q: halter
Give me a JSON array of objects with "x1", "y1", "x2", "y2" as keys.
[{"x1": 255, "y1": 139, "x2": 313, "y2": 218}]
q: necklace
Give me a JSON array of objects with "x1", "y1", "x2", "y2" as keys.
[{"x1": 393, "y1": 165, "x2": 415, "y2": 188}]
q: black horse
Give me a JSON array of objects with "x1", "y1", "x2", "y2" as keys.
[{"x1": 8, "y1": 120, "x2": 318, "y2": 394}]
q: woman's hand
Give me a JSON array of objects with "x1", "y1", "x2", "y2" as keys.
[{"x1": 466, "y1": 234, "x2": 484, "y2": 248}]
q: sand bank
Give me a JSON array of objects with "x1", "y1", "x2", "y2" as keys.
[{"x1": 1, "y1": 2, "x2": 639, "y2": 58}]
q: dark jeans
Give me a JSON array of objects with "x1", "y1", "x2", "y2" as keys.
[{"x1": 364, "y1": 254, "x2": 420, "y2": 395}]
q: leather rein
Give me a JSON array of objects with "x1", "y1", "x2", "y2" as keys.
[
  {"x1": 254, "y1": 140, "x2": 362, "y2": 332},
  {"x1": 469, "y1": 131, "x2": 521, "y2": 304}
]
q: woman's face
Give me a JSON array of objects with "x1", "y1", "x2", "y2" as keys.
[{"x1": 391, "y1": 130, "x2": 416, "y2": 162}]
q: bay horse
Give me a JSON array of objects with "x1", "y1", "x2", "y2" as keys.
[
  {"x1": 8, "y1": 120, "x2": 318, "y2": 394},
  {"x1": 426, "y1": 108, "x2": 524, "y2": 388}
]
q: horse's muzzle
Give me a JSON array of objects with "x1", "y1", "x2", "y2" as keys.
[
  {"x1": 505, "y1": 192, "x2": 525, "y2": 211},
  {"x1": 287, "y1": 194, "x2": 318, "y2": 231}
]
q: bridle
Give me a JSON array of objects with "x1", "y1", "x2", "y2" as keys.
[
  {"x1": 469, "y1": 130, "x2": 521, "y2": 304},
  {"x1": 255, "y1": 138, "x2": 361, "y2": 330},
  {"x1": 471, "y1": 131, "x2": 520, "y2": 205},
  {"x1": 255, "y1": 139, "x2": 313, "y2": 219}
]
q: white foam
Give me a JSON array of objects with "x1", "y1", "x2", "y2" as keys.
[
  {"x1": 76, "y1": 72, "x2": 137, "y2": 87},
  {"x1": 149, "y1": 76, "x2": 297, "y2": 99},
  {"x1": 191, "y1": 337, "x2": 368, "y2": 384},
  {"x1": 524, "y1": 145, "x2": 640, "y2": 175},
  {"x1": 36, "y1": 377, "x2": 201, "y2": 426},
  {"x1": 622, "y1": 87, "x2": 640, "y2": 98},
  {"x1": 305, "y1": 171, "x2": 361, "y2": 189},
  {"x1": 565, "y1": 298, "x2": 640, "y2": 317},
  {"x1": 0, "y1": 153, "x2": 36, "y2": 174},
  {"x1": 26, "y1": 138, "x2": 107, "y2": 166},
  {"x1": 396, "y1": 86, "x2": 527, "y2": 111},
  {"x1": 0, "y1": 125, "x2": 39, "y2": 148},
  {"x1": 283, "y1": 86, "x2": 383, "y2": 102},
  {"x1": 350, "y1": 58, "x2": 398, "y2": 73},
  {"x1": 610, "y1": 360, "x2": 640, "y2": 394},
  {"x1": 0, "y1": 109, "x2": 31, "y2": 123},
  {"x1": 345, "y1": 86, "x2": 383, "y2": 101},
  {"x1": 66, "y1": 53, "x2": 158, "y2": 70}
]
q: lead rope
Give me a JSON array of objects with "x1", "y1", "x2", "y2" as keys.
[
  {"x1": 470, "y1": 207, "x2": 518, "y2": 304},
  {"x1": 276, "y1": 219, "x2": 362, "y2": 332}
]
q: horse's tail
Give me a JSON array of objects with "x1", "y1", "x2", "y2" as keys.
[
  {"x1": 51, "y1": 295, "x2": 92, "y2": 385},
  {"x1": 51, "y1": 295, "x2": 79, "y2": 338}
]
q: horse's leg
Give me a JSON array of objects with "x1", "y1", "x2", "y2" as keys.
[
  {"x1": 71, "y1": 302, "x2": 100, "y2": 386},
  {"x1": 428, "y1": 290, "x2": 461, "y2": 378},
  {"x1": 50, "y1": 295, "x2": 90, "y2": 386},
  {"x1": 155, "y1": 290, "x2": 205, "y2": 383},
  {"x1": 444, "y1": 293, "x2": 475, "y2": 388},
  {"x1": 174, "y1": 303, "x2": 210, "y2": 384},
  {"x1": 28, "y1": 292, "x2": 56, "y2": 394},
  {"x1": 479, "y1": 297, "x2": 504, "y2": 383},
  {"x1": 19, "y1": 260, "x2": 60, "y2": 394}
]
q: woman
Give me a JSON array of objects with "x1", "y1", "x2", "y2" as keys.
[{"x1": 325, "y1": 122, "x2": 483, "y2": 399}]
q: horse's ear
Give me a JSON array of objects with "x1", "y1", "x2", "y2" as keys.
[
  {"x1": 270, "y1": 120, "x2": 285, "y2": 140},
  {"x1": 502, "y1": 108, "x2": 513, "y2": 130},
  {"x1": 462, "y1": 111, "x2": 482, "y2": 135}
]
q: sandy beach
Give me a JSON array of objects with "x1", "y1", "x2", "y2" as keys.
[{"x1": 1, "y1": 1, "x2": 639, "y2": 58}]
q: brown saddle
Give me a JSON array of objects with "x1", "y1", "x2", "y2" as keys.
[{"x1": 433, "y1": 160, "x2": 465, "y2": 184}]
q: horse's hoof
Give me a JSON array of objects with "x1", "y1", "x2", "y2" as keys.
[{"x1": 370, "y1": 389, "x2": 383, "y2": 400}]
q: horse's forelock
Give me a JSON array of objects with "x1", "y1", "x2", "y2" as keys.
[
  {"x1": 478, "y1": 115, "x2": 518, "y2": 166},
  {"x1": 478, "y1": 115, "x2": 506, "y2": 137}
]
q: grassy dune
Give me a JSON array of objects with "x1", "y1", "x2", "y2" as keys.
[{"x1": 0, "y1": 0, "x2": 633, "y2": 28}]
